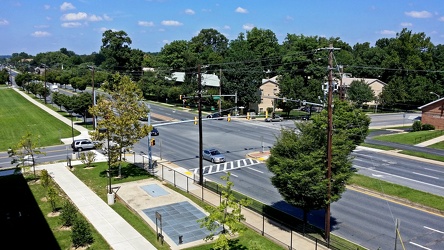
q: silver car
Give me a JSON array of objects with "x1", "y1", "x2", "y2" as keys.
[{"x1": 203, "y1": 148, "x2": 226, "y2": 163}]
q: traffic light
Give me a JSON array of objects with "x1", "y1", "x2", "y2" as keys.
[
  {"x1": 265, "y1": 110, "x2": 268, "y2": 118},
  {"x1": 227, "y1": 114, "x2": 231, "y2": 122},
  {"x1": 150, "y1": 138, "x2": 155, "y2": 146},
  {"x1": 194, "y1": 116, "x2": 198, "y2": 125}
]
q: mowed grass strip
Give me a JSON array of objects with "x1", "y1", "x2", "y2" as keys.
[
  {"x1": 0, "y1": 88, "x2": 79, "y2": 151},
  {"x1": 372, "y1": 130, "x2": 444, "y2": 145}
]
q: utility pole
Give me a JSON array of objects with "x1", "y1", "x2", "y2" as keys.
[
  {"x1": 339, "y1": 65, "x2": 344, "y2": 101},
  {"x1": 219, "y1": 69, "x2": 222, "y2": 114},
  {"x1": 148, "y1": 103, "x2": 152, "y2": 170},
  {"x1": 198, "y1": 65, "x2": 203, "y2": 186},
  {"x1": 90, "y1": 66, "x2": 96, "y2": 130},
  {"x1": 43, "y1": 64, "x2": 47, "y2": 104},
  {"x1": 325, "y1": 43, "x2": 340, "y2": 244}
]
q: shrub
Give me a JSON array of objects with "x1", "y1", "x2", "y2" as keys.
[
  {"x1": 72, "y1": 217, "x2": 94, "y2": 248},
  {"x1": 40, "y1": 169, "x2": 51, "y2": 188},
  {"x1": 60, "y1": 200, "x2": 77, "y2": 227},
  {"x1": 412, "y1": 121, "x2": 422, "y2": 131},
  {"x1": 79, "y1": 151, "x2": 96, "y2": 168},
  {"x1": 422, "y1": 124, "x2": 435, "y2": 131}
]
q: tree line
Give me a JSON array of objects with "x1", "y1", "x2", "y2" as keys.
[{"x1": 3, "y1": 27, "x2": 444, "y2": 110}]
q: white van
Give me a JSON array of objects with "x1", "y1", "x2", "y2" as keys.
[{"x1": 50, "y1": 85, "x2": 59, "y2": 92}]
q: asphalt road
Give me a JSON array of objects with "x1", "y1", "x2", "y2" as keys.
[{"x1": 3, "y1": 84, "x2": 444, "y2": 249}]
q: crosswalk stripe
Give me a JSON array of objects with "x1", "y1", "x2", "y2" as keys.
[{"x1": 192, "y1": 158, "x2": 262, "y2": 176}]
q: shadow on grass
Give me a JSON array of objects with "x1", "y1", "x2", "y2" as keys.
[{"x1": 99, "y1": 163, "x2": 151, "y2": 180}]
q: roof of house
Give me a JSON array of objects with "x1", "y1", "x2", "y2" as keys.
[
  {"x1": 418, "y1": 97, "x2": 444, "y2": 109},
  {"x1": 262, "y1": 75, "x2": 279, "y2": 84},
  {"x1": 166, "y1": 72, "x2": 220, "y2": 87},
  {"x1": 340, "y1": 77, "x2": 386, "y2": 87}
]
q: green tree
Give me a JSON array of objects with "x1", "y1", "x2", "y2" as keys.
[
  {"x1": 9, "y1": 132, "x2": 45, "y2": 179},
  {"x1": 90, "y1": 74, "x2": 151, "y2": 166},
  {"x1": 60, "y1": 200, "x2": 78, "y2": 227},
  {"x1": 347, "y1": 79, "x2": 375, "y2": 107},
  {"x1": 267, "y1": 100, "x2": 370, "y2": 227},
  {"x1": 71, "y1": 217, "x2": 94, "y2": 248},
  {"x1": 100, "y1": 30, "x2": 132, "y2": 72},
  {"x1": 47, "y1": 184, "x2": 58, "y2": 213},
  {"x1": 79, "y1": 151, "x2": 96, "y2": 168},
  {"x1": 0, "y1": 68, "x2": 9, "y2": 85},
  {"x1": 199, "y1": 172, "x2": 251, "y2": 249}
]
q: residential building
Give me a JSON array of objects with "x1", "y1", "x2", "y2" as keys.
[
  {"x1": 250, "y1": 76, "x2": 280, "y2": 114},
  {"x1": 340, "y1": 76, "x2": 386, "y2": 106}
]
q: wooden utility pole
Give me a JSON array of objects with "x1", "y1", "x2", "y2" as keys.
[{"x1": 325, "y1": 44, "x2": 335, "y2": 243}]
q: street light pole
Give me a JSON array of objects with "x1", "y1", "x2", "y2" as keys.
[
  {"x1": 88, "y1": 65, "x2": 96, "y2": 130},
  {"x1": 68, "y1": 110, "x2": 74, "y2": 143},
  {"x1": 430, "y1": 92, "x2": 440, "y2": 99},
  {"x1": 99, "y1": 128, "x2": 114, "y2": 205},
  {"x1": 198, "y1": 65, "x2": 203, "y2": 187},
  {"x1": 43, "y1": 64, "x2": 47, "y2": 104},
  {"x1": 147, "y1": 103, "x2": 152, "y2": 170}
]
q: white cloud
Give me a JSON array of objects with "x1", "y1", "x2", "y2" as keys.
[
  {"x1": 88, "y1": 15, "x2": 103, "y2": 22},
  {"x1": 223, "y1": 25, "x2": 230, "y2": 30},
  {"x1": 439, "y1": 16, "x2": 444, "y2": 21},
  {"x1": 161, "y1": 20, "x2": 183, "y2": 26},
  {"x1": 44, "y1": 5, "x2": 50, "y2": 10},
  {"x1": 99, "y1": 27, "x2": 117, "y2": 32},
  {"x1": 0, "y1": 19, "x2": 9, "y2": 25},
  {"x1": 405, "y1": 10, "x2": 433, "y2": 18},
  {"x1": 236, "y1": 7, "x2": 248, "y2": 13},
  {"x1": 31, "y1": 31, "x2": 51, "y2": 37},
  {"x1": 185, "y1": 9, "x2": 195, "y2": 15},
  {"x1": 243, "y1": 23, "x2": 255, "y2": 30},
  {"x1": 401, "y1": 22, "x2": 412, "y2": 27},
  {"x1": 379, "y1": 30, "x2": 396, "y2": 35},
  {"x1": 61, "y1": 22, "x2": 82, "y2": 28},
  {"x1": 61, "y1": 12, "x2": 88, "y2": 21},
  {"x1": 286, "y1": 15, "x2": 294, "y2": 21},
  {"x1": 60, "y1": 2, "x2": 75, "y2": 11},
  {"x1": 138, "y1": 21, "x2": 154, "y2": 27},
  {"x1": 103, "y1": 14, "x2": 112, "y2": 21},
  {"x1": 162, "y1": 40, "x2": 169, "y2": 44}
]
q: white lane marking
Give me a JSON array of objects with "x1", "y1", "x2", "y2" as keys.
[
  {"x1": 224, "y1": 171, "x2": 238, "y2": 178},
  {"x1": 247, "y1": 167, "x2": 263, "y2": 174},
  {"x1": 409, "y1": 242, "x2": 431, "y2": 250},
  {"x1": 424, "y1": 168, "x2": 444, "y2": 174},
  {"x1": 412, "y1": 172, "x2": 439, "y2": 180},
  {"x1": 354, "y1": 165, "x2": 444, "y2": 190},
  {"x1": 424, "y1": 226, "x2": 444, "y2": 234},
  {"x1": 371, "y1": 174, "x2": 384, "y2": 178}
]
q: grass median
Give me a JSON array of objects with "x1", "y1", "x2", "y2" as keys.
[{"x1": 0, "y1": 88, "x2": 80, "y2": 151}]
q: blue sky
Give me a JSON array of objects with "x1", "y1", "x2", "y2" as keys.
[{"x1": 1, "y1": 0, "x2": 443, "y2": 56}]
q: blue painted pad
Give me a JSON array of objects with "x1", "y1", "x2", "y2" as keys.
[
  {"x1": 143, "y1": 201, "x2": 221, "y2": 245},
  {"x1": 141, "y1": 184, "x2": 169, "y2": 197}
]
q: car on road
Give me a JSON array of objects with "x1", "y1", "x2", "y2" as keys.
[
  {"x1": 206, "y1": 113, "x2": 223, "y2": 120},
  {"x1": 265, "y1": 115, "x2": 283, "y2": 122},
  {"x1": 71, "y1": 139, "x2": 95, "y2": 152},
  {"x1": 151, "y1": 127, "x2": 159, "y2": 136},
  {"x1": 203, "y1": 148, "x2": 226, "y2": 163}
]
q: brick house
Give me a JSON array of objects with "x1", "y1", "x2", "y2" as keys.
[{"x1": 418, "y1": 98, "x2": 444, "y2": 130}]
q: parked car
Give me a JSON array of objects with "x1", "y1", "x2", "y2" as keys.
[
  {"x1": 206, "y1": 113, "x2": 223, "y2": 120},
  {"x1": 71, "y1": 139, "x2": 95, "y2": 152},
  {"x1": 203, "y1": 148, "x2": 226, "y2": 163},
  {"x1": 151, "y1": 127, "x2": 159, "y2": 136},
  {"x1": 265, "y1": 115, "x2": 283, "y2": 122}
]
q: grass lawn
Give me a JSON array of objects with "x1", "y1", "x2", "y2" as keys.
[
  {"x1": 349, "y1": 174, "x2": 444, "y2": 211},
  {"x1": 372, "y1": 130, "x2": 444, "y2": 145},
  {"x1": 70, "y1": 161, "x2": 288, "y2": 250},
  {"x1": 0, "y1": 88, "x2": 81, "y2": 151}
]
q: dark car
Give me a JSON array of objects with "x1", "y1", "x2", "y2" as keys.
[
  {"x1": 151, "y1": 127, "x2": 159, "y2": 136},
  {"x1": 206, "y1": 113, "x2": 223, "y2": 120}
]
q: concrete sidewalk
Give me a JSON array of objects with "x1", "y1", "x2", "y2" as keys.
[{"x1": 35, "y1": 162, "x2": 156, "y2": 250}]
